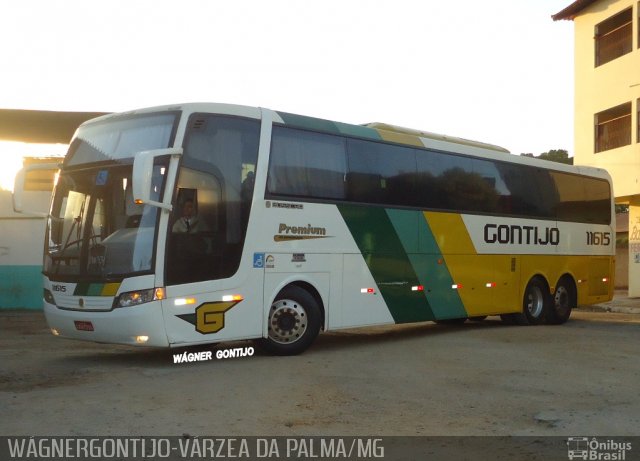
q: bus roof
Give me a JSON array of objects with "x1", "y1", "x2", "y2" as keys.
[
  {"x1": 73, "y1": 102, "x2": 611, "y2": 183},
  {"x1": 365, "y1": 122, "x2": 511, "y2": 154}
]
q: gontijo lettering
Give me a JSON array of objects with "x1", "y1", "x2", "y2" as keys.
[{"x1": 484, "y1": 224, "x2": 560, "y2": 246}]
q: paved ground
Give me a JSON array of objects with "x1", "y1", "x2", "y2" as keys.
[
  {"x1": 585, "y1": 289, "x2": 640, "y2": 314},
  {"x1": 1, "y1": 297, "x2": 639, "y2": 440}
]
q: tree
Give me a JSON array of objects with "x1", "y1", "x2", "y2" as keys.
[{"x1": 520, "y1": 149, "x2": 573, "y2": 165}]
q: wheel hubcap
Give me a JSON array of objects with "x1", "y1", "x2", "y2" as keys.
[
  {"x1": 554, "y1": 286, "x2": 569, "y2": 312},
  {"x1": 268, "y1": 299, "x2": 307, "y2": 344},
  {"x1": 526, "y1": 286, "x2": 544, "y2": 318}
]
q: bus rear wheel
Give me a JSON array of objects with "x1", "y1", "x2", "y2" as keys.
[
  {"x1": 547, "y1": 278, "x2": 575, "y2": 325},
  {"x1": 259, "y1": 285, "x2": 321, "y2": 356}
]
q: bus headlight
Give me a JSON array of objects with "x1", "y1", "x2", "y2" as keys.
[
  {"x1": 115, "y1": 288, "x2": 165, "y2": 308},
  {"x1": 43, "y1": 288, "x2": 56, "y2": 305}
]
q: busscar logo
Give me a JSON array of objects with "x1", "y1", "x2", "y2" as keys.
[
  {"x1": 274, "y1": 223, "x2": 329, "y2": 242},
  {"x1": 269, "y1": 201, "x2": 304, "y2": 210},
  {"x1": 484, "y1": 224, "x2": 560, "y2": 246}
]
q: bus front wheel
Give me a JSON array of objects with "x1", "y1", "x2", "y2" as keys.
[
  {"x1": 521, "y1": 277, "x2": 549, "y2": 325},
  {"x1": 503, "y1": 277, "x2": 549, "y2": 325},
  {"x1": 259, "y1": 285, "x2": 321, "y2": 356}
]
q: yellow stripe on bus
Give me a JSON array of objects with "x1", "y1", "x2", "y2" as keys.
[
  {"x1": 423, "y1": 211, "x2": 476, "y2": 255},
  {"x1": 423, "y1": 212, "x2": 519, "y2": 316},
  {"x1": 375, "y1": 129, "x2": 424, "y2": 147},
  {"x1": 101, "y1": 283, "x2": 121, "y2": 296}
]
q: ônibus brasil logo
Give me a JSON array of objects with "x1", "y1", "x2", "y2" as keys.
[{"x1": 567, "y1": 437, "x2": 632, "y2": 460}]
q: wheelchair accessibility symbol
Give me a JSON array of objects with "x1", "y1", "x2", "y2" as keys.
[{"x1": 253, "y1": 253, "x2": 265, "y2": 268}]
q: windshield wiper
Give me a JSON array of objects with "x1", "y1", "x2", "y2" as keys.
[{"x1": 61, "y1": 200, "x2": 85, "y2": 252}]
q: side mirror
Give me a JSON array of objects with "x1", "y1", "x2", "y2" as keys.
[
  {"x1": 132, "y1": 147, "x2": 183, "y2": 210},
  {"x1": 13, "y1": 162, "x2": 60, "y2": 216}
]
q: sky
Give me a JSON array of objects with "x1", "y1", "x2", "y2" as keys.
[{"x1": 0, "y1": 0, "x2": 575, "y2": 190}]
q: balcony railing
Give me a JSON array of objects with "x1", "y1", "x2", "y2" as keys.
[{"x1": 596, "y1": 21, "x2": 632, "y2": 66}]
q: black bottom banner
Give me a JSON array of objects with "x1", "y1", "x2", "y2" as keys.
[{"x1": 1, "y1": 436, "x2": 637, "y2": 461}]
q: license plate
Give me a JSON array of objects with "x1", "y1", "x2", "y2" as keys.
[{"x1": 74, "y1": 321, "x2": 94, "y2": 331}]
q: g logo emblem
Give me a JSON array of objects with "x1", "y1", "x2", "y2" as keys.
[
  {"x1": 176, "y1": 300, "x2": 242, "y2": 334},
  {"x1": 195, "y1": 302, "x2": 237, "y2": 334}
]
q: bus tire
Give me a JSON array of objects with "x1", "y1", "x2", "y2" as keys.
[
  {"x1": 468, "y1": 316, "x2": 487, "y2": 322},
  {"x1": 547, "y1": 277, "x2": 575, "y2": 325},
  {"x1": 434, "y1": 318, "x2": 467, "y2": 325},
  {"x1": 500, "y1": 314, "x2": 515, "y2": 325},
  {"x1": 259, "y1": 285, "x2": 321, "y2": 356},
  {"x1": 501, "y1": 313, "x2": 528, "y2": 325},
  {"x1": 520, "y1": 277, "x2": 549, "y2": 325}
]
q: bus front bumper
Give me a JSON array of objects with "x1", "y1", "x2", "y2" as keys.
[{"x1": 44, "y1": 301, "x2": 170, "y2": 347}]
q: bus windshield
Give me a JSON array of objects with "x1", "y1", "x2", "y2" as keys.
[
  {"x1": 44, "y1": 112, "x2": 178, "y2": 280},
  {"x1": 65, "y1": 112, "x2": 177, "y2": 167}
]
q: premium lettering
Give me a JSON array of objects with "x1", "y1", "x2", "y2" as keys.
[{"x1": 278, "y1": 223, "x2": 326, "y2": 236}]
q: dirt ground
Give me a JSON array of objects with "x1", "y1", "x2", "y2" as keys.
[{"x1": 1, "y1": 309, "x2": 639, "y2": 438}]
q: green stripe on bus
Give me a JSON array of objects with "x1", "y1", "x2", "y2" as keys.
[
  {"x1": 74, "y1": 282, "x2": 90, "y2": 296},
  {"x1": 277, "y1": 112, "x2": 339, "y2": 133},
  {"x1": 338, "y1": 204, "x2": 434, "y2": 323},
  {"x1": 388, "y1": 209, "x2": 468, "y2": 320},
  {"x1": 276, "y1": 112, "x2": 381, "y2": 140},
  {"x1": 87, "y1": 284, "x2": 104, "y2": 296},
  {"x1": 335, "y1": 122, "x2": 382, "y2": 140}
]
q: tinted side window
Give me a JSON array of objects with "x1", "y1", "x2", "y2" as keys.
[
  {"x1": 346, "y1": 139, "x2": 416, "y2": 205},
  {"x1": 494, "y1": 163, "x2": 557, "y2": 219},
  {"x1": 416, "y1": 149, "x2": 463, "y2": 210},
  {"x1": 265, "y1": 126, "x2": 611, "y2": 224},
  {"x1": 268, "y1": 127, "x2": 346, "y2": 200},
  {"x1": 551, "y1": 172, "x2": 611, "y2": 224},
  {"x1": 470, "y1": 158, "x2": 509, "y2": 214},
  {"x1": 415, "y1": 150, "x2": 501, "y2": 213},
  {"x1": 584, "y1": 177, "x2": 611, "y2": 224}
]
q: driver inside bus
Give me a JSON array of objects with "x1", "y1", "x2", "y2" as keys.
[{"x1": 172, "y1": 199, "x2": 204, "y2": 234}]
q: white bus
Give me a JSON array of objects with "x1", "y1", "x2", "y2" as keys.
[{"x1": 15, "y1": 103, "x2": 615, "y2": 355}]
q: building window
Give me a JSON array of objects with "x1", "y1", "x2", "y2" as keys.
[
  {"x1": 595, "y1": 102, "x2": 632, "y2": 153},
  {"x1": 595, "y1": 8, "x2": 632, "y2": 67}
]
